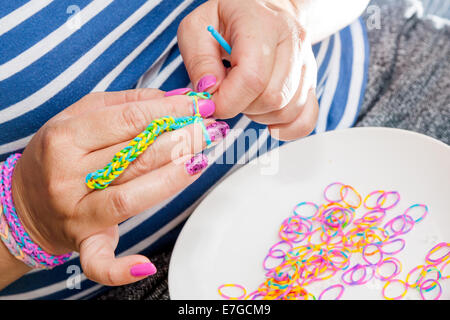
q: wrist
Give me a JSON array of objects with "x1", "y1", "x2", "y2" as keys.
[
  {"x1": 10, "y1": 158, "x2": 48, "y2": 252},
  {"x1": 2, "y1": 154, "x2": 72, "y2": 270},
  {"x1": 0, "y1": 233, "x2": 31, "y2": 290}
]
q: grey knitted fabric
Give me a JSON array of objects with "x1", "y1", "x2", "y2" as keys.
[
  {"x1": 357, "y1": 0, "x2": 450, "y2": 144},
  {"x1": 94, "y1": 0, "x2": 450, "y2": 300}
]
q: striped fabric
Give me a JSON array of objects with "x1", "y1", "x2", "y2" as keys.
[{"x1": 0, "y1": 0, "x2": 368, "y2": 299}]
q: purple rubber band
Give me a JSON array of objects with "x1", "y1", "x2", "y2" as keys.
[
  {"x1": 375, "y1": 258, "x2": 401, "y2": 281},
  {"x1": 323, "y1": 182, "x2": 348, "y2": 203},
  {"x1": 362, "y1": 243, "x2": 384, "y2": 265},
  {"x1": 376, "y1": 191, "x2": 400, "y2": 210},
  {"x1": 380, "y1": 238, "x2": 406, "y2": 256},
  {"x1": 318, "y1": 284, "x2": 345, "y2": 300}
]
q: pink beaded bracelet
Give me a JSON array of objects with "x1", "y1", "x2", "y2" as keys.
[{"x1": 0, "y1": 153, "x2": 72, "y2": 269}]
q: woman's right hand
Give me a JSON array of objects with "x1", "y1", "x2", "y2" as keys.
[{"x1": 10, "y1": 88, "x2": 228, "y2": 286}]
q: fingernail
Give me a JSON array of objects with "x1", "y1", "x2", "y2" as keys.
[
  {"x1": 185, "y1": 154, "x2": 208, "y2": 175},
  {"x1": 207, "y1": 121, "x2": 230, "y2": 142},
  {"x1": 130, "y1": 262, "x2": 157, "y2": 277},
  {"x1": 196, "y1": 75, "x2": 216, "y2": 92},
  {"x1": 196, "y1": 99, "x2": 216, "y2": 118},
  {"x1": 164, "y1": 88, "x2": 191, "y2": 97}
]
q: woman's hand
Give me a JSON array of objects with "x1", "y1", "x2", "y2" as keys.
[
  {"x1": 10, "y1": 89, "x2": 226, "y2": 286},
  {"x1": 178, "y1": 0, "x2": 319, "y2": 141}
]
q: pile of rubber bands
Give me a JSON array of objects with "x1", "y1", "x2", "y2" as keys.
[{"x1": 218, "y1": 182, "x2": 449, "y2": 300}]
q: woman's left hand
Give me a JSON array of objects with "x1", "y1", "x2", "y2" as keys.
[{"x1": 178, "y1": 0, "x2": 319, "y2": 141}]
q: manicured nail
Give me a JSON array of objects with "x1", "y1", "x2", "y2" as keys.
[
  {"x1": 130, "y1": 262, "x2": 157, "y2": 277},
  {"x1": 196, "y1": 75, "x2": 216, "y2": 92},
  {"x1": 207, "y1": 121, "x2": 230, "y2": 142},
  {"x1": 164, "y1": 88, "x2": 192, "y2": 97},
  {"x1": 196, "y1": 99, "x2": 216, "y2": 118},
  {"x1": 186, "y1": 154, "x2": 208, "y2": 175}
]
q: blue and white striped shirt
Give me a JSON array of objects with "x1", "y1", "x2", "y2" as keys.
[{"x1": 0, "y1": 0, "x2": 368, "y2": 299}]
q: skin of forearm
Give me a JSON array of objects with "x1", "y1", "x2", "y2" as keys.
[
  {"x1": 292, "y1": 0, "x2": 371, "y2": 44},
  {"x1": 0, "y1": 239, "x2": 31, "y2": 290}
]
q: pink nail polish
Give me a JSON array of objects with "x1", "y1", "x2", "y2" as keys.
[
  {"x1": 206, "y1": 121, "x2": 230, "y2": 142},
  {"x1": 164, "y1": 88, "x2": 192, "y2": 97},
  {"x1": 196, "y1": 99, "x2": 216, "y2": 118},
  {"x1": 130, "y1": 263, "x2": 157, "y2": 277},
  {"x1": 196, "y1": 75, "x2": 217, "y2": 92},
  {"x1": 186, "y1": 154, "x2": 208, "y2": 175}
]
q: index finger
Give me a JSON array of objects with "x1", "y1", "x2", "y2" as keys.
[
  {"x1": 71, "y1": 95, "x2": 215, "y2": 151},
  {"x1": 212, "y1": 19, "x2": 278, "y2": 119}
]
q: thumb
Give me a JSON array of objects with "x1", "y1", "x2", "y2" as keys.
[
  {"x1": 178, "y1": 6, "x2": 226, "y2": 93},
  {"x1": 79, "y1": 226, "x2": 156, "y2": 286}
]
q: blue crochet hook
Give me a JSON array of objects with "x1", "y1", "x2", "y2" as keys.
[{"x1": 207, "y1": 26, "x2": 232, "y2": 55}]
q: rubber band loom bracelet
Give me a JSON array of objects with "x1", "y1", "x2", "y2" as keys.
[
  {"x1": 85, "y1": 91, "x2": 212, "y2": 189},
  {"x1": 0, "y1": 154, "x2": 72, "y2": 269},
  {"x1": 86, "y1": 25, "x2": 229, "y2": 190}
]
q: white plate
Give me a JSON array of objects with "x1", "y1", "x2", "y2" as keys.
[{"x1": 169, "y1": 127, "x2": 450, "y2": 300}]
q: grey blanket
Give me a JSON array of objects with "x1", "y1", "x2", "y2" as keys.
[{"x1": 95, "y1": 0, "x2": 450, "y2": 300}]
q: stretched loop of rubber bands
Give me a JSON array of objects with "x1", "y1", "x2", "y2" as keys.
[{"x1": 85, "y1": 91, "x2": 212, "y2": 189}]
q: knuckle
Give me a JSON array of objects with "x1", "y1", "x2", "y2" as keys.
[
  {"x1": 47, "y1": 181, "x2": 66, "y2": 199},
  {"x1": 242, "y1": 67, "x2": 266, "y2": 95},
  {"x1": 300, "y1": 107, "x2": 318, "y2": 136},
  {"x1": 164, "y1": 95, "x2": 191, "y2": 116},
  {"x1": 277, "y1": 107, "x2": 297, "y2": 124},
  {"x1": 80, "y1": 92, "x2": 101, "y2": 103},
  {"x1": 124, "y1": 90, "x2": 140, "y2": 103},
  {"x1": 288, "y1": 18, "x2": 306, "y2": 42},
  {"x1": 130, "y1": 149, "x2": 155, "y2": 176},
  {"x1": 82, "y1": 263, "x2": 95, "y2": 281},
  {"x1": 109, "y1": 190, "x2": 132, "y2": 221},
  {"x1": 164, "y1": 97, "x2": 181, "y2": 115},
  {"x1": 161, "y1": 171, "x2": 180, "y2": 195},
  {"x1": 124, "y1": 89, "x2": 155, "y2": 103},
  {"x1": 106, "y1": 268, "x2": 117, "y2": 286},
  {"x1": 186, "y1": 53, "x2": 215, "y2": 76},
  {"x1": 302, "y1": 118, "x2": 316, "y2": 136},
  {"x1": 178, "y1": 14, "x2": 195, "y2": 34},
  {"x1": 262, "y1": 89, "x2": 286, "y2": 110},
  {"x1": 40, "y1": 121, "x2": 71, "y2": 153},
  {"x1": 120, "y1": 104, "x2": 149, "y2": 134}
]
